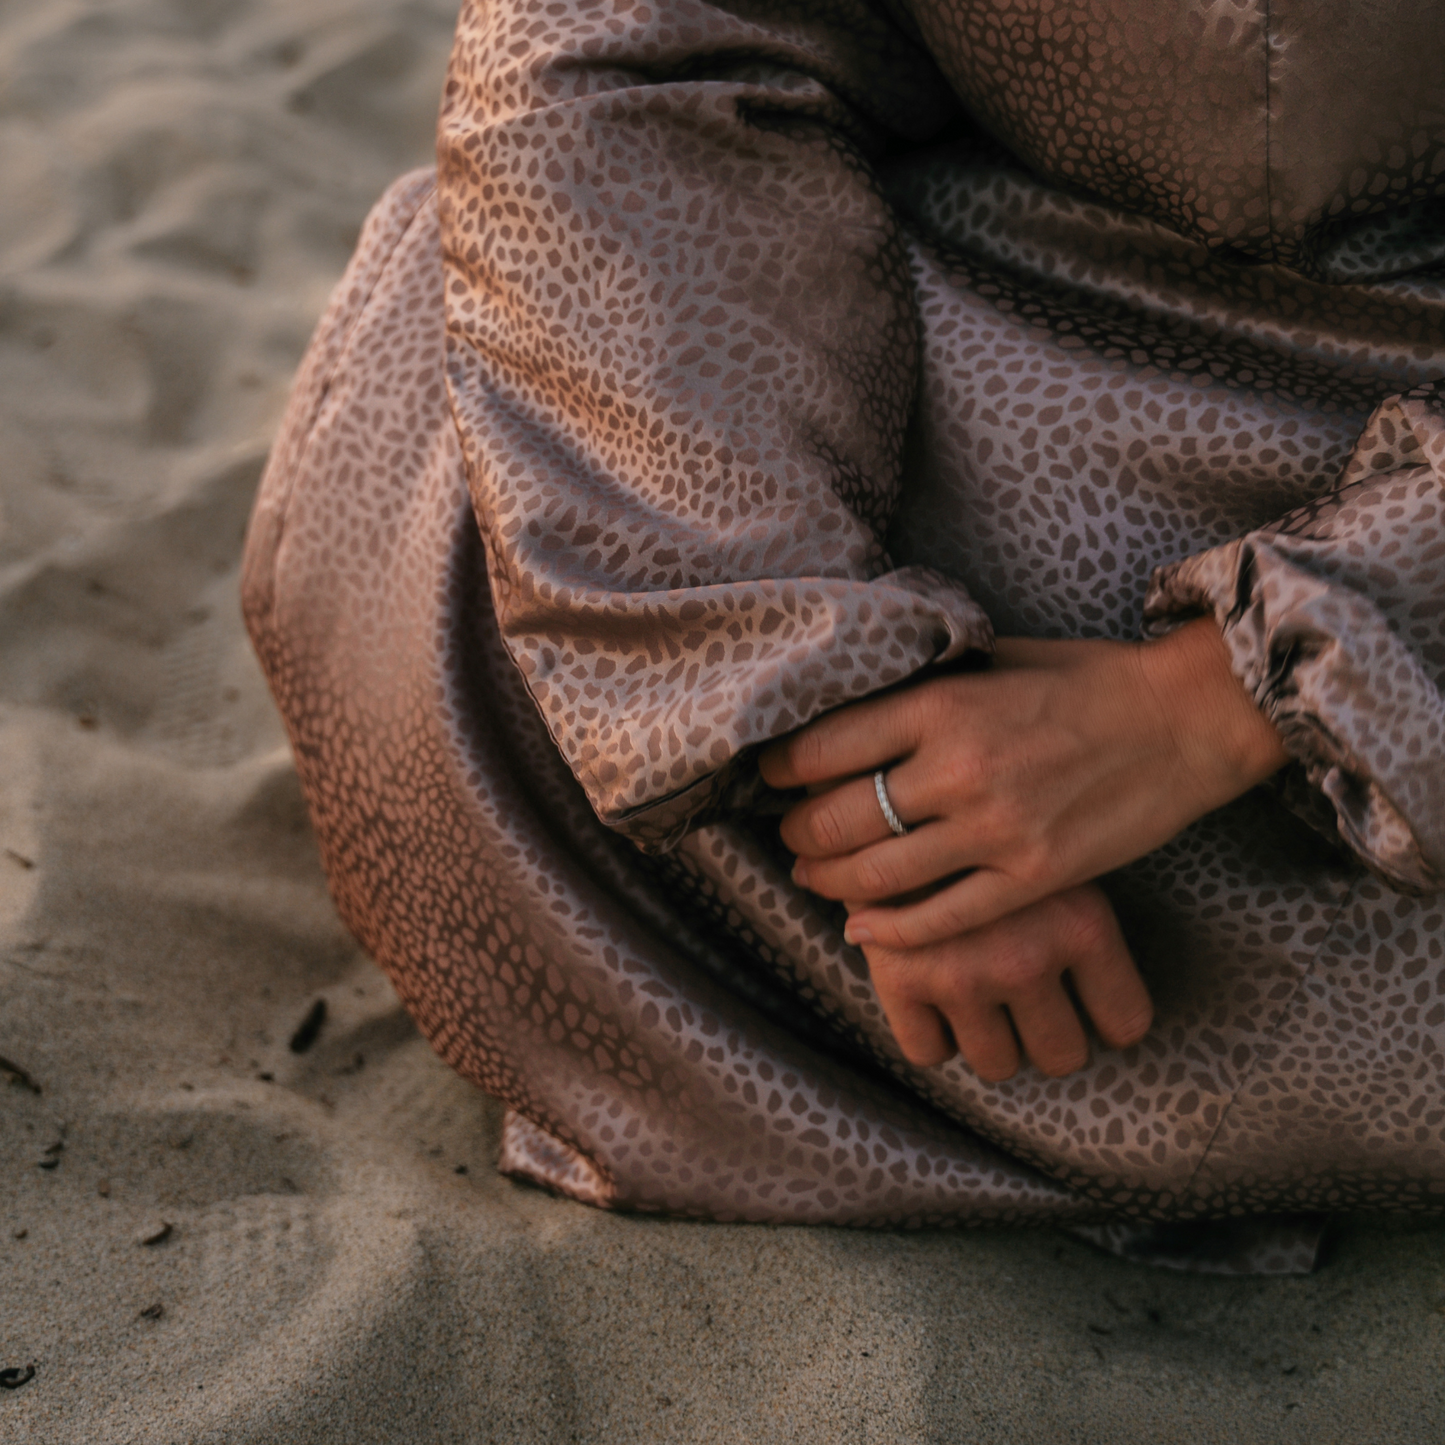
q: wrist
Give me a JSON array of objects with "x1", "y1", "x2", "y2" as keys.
[{"x1": 1134, "y1": 618, "x2": 1289, "y2": 806}]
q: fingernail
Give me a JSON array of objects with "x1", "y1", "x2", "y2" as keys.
[
  {"x1": 843, "y1": 921, "x2": 873, "y2": 946},
  {"x1": 791, "y1": 859, "x2": 809, "y2": 888}
]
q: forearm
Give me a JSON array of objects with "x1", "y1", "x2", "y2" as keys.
[
  {"x1": 1124, "y1": 618, "x2": 1290, "y2": 822},
  {"x1": 1145, "y1": 390, "x2": 1445, "y2": 892},
  {"x1": 769, "y1": 620, "x2": 1293, "y2": 949}
]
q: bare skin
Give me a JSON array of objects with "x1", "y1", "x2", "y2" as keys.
[
  {"x1": 759, "y1": 618, "x2": 1290, "y2": 1079},
  {"x1": 855, "y1": 882, "x2": 1150, "y2": 1079}
]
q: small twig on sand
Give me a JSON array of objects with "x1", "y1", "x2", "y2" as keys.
[
  {"x1": 0, "y1": 1056, "x2": 41, "y2": 1094},
  {"x1": 288, "y1": 999, "x2": 327, "y2": 1054}
]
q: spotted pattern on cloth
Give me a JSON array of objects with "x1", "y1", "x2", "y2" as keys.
[
  {"x1": 245, "y1": 0, "x2": 1445, "y2": 1268},
  {"x1": 246, "y1": 175, "x2": 1094, "y2": 1229},
  {"x1": 898, "y1": 0, "x2": 1445, "y2": 278}
]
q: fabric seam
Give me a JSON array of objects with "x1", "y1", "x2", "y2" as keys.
[{"x1": 1180, "y1": 870, "x2": 1360, "y2": 1202}]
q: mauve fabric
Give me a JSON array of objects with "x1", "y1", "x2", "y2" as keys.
[{"x1": 242, "y1": 0, "x2": 1445, "y2": 1273}]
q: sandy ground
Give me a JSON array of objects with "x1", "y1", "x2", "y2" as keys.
[{"x1": 3, "y1": 2, "x2": 1445, "y2": 1441}]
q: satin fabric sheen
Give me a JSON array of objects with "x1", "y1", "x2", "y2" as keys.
[{"x1": 242, "y1": 0, "x2": 1445, "y2": 1273}]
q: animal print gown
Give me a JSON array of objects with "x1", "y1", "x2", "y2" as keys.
[{"x1": 242, "y1": 0, "x2": 1445, "y2": 1272}]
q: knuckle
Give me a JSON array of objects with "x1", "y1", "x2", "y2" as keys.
[
  {"x1": 925, "y1": 890, "x2": 973, "y2": 939},
  {"x1": 1017, "y1": 838, "x2": 1062, "y2": 890},
  {"x1": 991, "y1": 939, "x2": 1052, "y2": 995},
  {"x1": 809, "y1": 801, "x2": 848, "y2": 855},
  {"x1": 792, "y1": 729, "x2": 825, "y2": 778},
  {"x1": 855, "y1": 852, "x2": 900, "y2": 898},
  {"x1": 1056, "y1": 886, "x2": 1118, "y2": 957},
  {"x1": 864, "y1": 948, "x2": 907, "y2": 996},
  {"x1": 898, "y1": 916, "x2": 955, "y2": 952},
  {"x1": 937, "y1": 747, "x2": 988, "y2": 802},
  {"x1": 933, "y1": 977, "x2": 977, "y2": 1018}
]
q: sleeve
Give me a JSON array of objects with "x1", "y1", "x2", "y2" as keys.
[
  {"x1": 437, "y1": 0, "x2": 989, "y2": 852},
  {"x1": 1144, "y1": 387, "x2": 1445, "y2": 894}
]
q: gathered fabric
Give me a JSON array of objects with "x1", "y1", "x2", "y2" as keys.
[{"x1": 243, "y1": 0, "x2": 1445, "y2": 1273}]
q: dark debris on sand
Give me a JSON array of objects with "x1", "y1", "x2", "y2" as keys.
[
  {"x1": 0, "y1": 1056, "x2": 41, "y2": 1094},
  {"x1": 288, "y1": 999, "x2": 327, "y2": 1054}
]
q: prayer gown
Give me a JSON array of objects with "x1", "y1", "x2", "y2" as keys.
[{"x1": 242, "y1": 0, "x2": 1445, "y2": 1273}]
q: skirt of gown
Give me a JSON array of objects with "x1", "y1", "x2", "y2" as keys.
[{"x1": 241, "y1": 149, "x2": 1445, "y2": 1275}]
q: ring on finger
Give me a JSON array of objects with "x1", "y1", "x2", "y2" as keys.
[{"x1": 873, "y1": 769, "x2": 910, "y2": 837}]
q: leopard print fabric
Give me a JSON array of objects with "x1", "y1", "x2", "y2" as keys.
[
  {"x1": 1147, "y1": 394, "x2": 1445, "y2": 893},
  {"x1": 244, "y1": 0, "x2": 1445, "y2": 1270},
  {"x1": 245, "y1": 175, "x2": 1091, "y2": 1233},
  {"x1": 896, "y1": 0, "x2": 1445, "y2": 278}
]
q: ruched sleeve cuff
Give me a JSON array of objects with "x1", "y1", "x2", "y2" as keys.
[{"x1": 1144, "y1": 392, "x2": 1445, "y2": 894}]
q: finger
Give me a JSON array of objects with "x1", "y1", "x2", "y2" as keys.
[
  {"x1": 844, "y1": 870, "x2": 1043, "y2": 950},
  {"x1": 781, "y1": 774, "x2": 895, "y2": 860},
  {"x1": 794, "y1": 827, "x2": 967, "y2": 903},
  {"x1": 758, "y1": 688, "x2": 925, "y2": 790},
  {"x1": 1005, "y1": 977, "x2": 1091, "y2": 1078},
  {"x1": 942, "y1": 1000, "x2": 1022, "y2": 1083},
  {"x1": 1054, "y1": 890, "x2": 1154, "y2": 1048},
  {"x1": 989, "y1": 636, "x2": 1054, "y2": 668},
  {"x1": 879, "y1": 995, "x2": 957, "y2": 1068},
  {"x1": 863, "y1": 942, "x2": 956, "y2": 1066},
  {"x1": 868, "y1": 931, "x2": 1022, "y2": 1080},
  {"x1": 782, "y1": 755, "x2": 946, "y2": 861}
]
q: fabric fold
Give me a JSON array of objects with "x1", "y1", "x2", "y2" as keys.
[
  {"x1": 244, "y1": 0, "x2": 1445, "y2": 1272},
  {"x1": 1145, "y1": 393, "x2": 1445, "y2": 893},
  {"x1": 437, "y1": 0, "x2": 991, "y2": 849},
  {"x1": 506, "y1": 565, "x2": 991, "y2": 849}
]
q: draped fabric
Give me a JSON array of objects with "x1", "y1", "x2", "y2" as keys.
[{"x1": 243, "y1": 0, "x2": 1445, "y2": 1272}]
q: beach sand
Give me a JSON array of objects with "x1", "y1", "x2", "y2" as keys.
[{"x1": 2, "y1": 2, "x2": 1445, "y2": 1440}]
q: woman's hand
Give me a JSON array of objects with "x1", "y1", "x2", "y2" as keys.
[
  {"x1": 760, "y1": 619, "x2": 1288, "y2": 950},
  {"x1": 861, "y1": 883, "x2": 1152, "y2": 1079}
]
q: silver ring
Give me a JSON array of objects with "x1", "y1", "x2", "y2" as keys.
[{"x1": 873, "y1": 769, "x2": 909, "y2": 837}]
